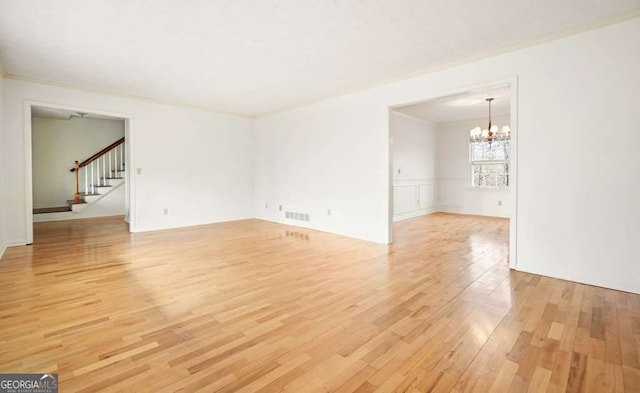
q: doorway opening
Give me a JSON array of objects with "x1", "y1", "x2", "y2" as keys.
[
  {"x1": 24, "y1": 102, "x2": 135, "y2": 244},
  {"x1": 388, "y1": 79, "x2": 518, "y2": 269}
]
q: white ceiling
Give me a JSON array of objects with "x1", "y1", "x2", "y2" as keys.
[
  {"x1": 394, "y1": 85, "x2": 510, "y2": 123},
  {"x1": 1, "y1": 1, "x2": 638, "y2": 116}
]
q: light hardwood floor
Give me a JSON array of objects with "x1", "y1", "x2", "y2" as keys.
[{"x1": 1, "y1": 214, "x2": 639, "y2": 392}]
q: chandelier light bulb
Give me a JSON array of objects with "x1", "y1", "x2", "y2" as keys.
[{"x1": 469, "y1": 97, "x2": 511, "y2": 143}]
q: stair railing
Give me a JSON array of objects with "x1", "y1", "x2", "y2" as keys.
[{"x1": 70, "y1": 137, "x2": 125, "y2": 201}]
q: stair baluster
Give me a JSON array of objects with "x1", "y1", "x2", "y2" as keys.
[
  {"x1": 90, "y1": 161, "x2": 94, "y2": 194},
  {"x1": 70, "y1": 137, "x2": 125, "y2": 210}
]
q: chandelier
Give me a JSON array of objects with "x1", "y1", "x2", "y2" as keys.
[{"x1": 469, "y1": 98, "x2": 510, "y2": 143}]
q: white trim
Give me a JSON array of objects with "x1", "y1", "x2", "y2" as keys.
[
  {"x1": 508, "y1": 77, "x2": 518, "y2": 270},
  {"x1": 393, "y1": 178, "x2": 435, "y2": 183},
  {"x1": 7, "y1": 74, "x2": 251, "y2": 119},
  {"x1": 393, "y1": 208, "x2": 437, "y2": 222},
  {"x1": 23, "y1": 100, "x2": 136, "y2": 243},
  {"x1": 5, "y1": 239, "x2": 27, "y2": 247},
  {"x1": 386, "y1": 110, "x2": 393, "y2": 244},
  {"x1": 23, "y1": 104, "x2": 33, "y2": 244},
  {"x1": 124, "y1": 118, "x2": 136, "y2": 232},
  {"x1": 465, "y1": 187, "x2": 509, "y2": 192},
  {"x1": 437, "y1": 114, "x2": 511, "y2": 127},
  {"x1": 0, "y1": 245, "x2": 6, "y2": 260},
  {"x1": 517, "y1": 265, "x2": 640, "y2": 295},
  {"x1": 389, "y1": 110, "x2": 437, "y2": 126},
  {"x1": 393, "y1": 184, "x2": 421, "y2": 189}
]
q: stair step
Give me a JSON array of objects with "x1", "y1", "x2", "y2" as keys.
[
  {"x1": 111, "y1": 169, "x2": 126, "y2": 172},
  {"x1": 34, "y1": 206, "x2": 72, "y2": 214},
  {"x1": 83, "y1": 194, "x2": 102, "y2": 203},
  {"x1": 81, "y1": 192, "x2": 100, "y2": 196},
  {"x1": 93, "y1": 184, "x2": 113, "y2": 188},
  {"x1": 67, "y1": 199, "x2": 87, "y2": 205},
  {"x1": 104, "y1": 177, "x2": 123, "y2": 180}
]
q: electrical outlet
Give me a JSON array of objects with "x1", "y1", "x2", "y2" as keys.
[
  {"x1": 136, "y1": 168, "x2": 142, "y2": 175},
  {"x1": 497, "y1": 200, "x2": 502, "y2": 206},
  {"x1": 327, "y1": 209, "x2": 331, "y2": 216},
  {"x1": 163, "y1": 208, "x2": 168, "y2": 215},
  {"x1": 279, "y1": 205, "x2": 283, "y2": 211},
  {"x1": 265, "y1": 202, "x2": 268, "y2": 209}
]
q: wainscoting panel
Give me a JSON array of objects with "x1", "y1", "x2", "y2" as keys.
[
  {"x1": 436, "y1": 178, "x2": 510, "y2": 218},
  {"x1": 393, "y1": 185, "x2": 417, "y2": 215},
  {"x1": 418, "y1": 183, "x2": 435, "y2": 209},
  {"x1": 393, "y1": 179, "x2": 436, "y2": 221},
  {"x1": 437, "y1": 178, "x2": 465, "y2": 210}
]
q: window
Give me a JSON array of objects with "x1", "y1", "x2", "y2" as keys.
[{"x1": 470, "y1": 140, "x2": 510, "y2": 188}]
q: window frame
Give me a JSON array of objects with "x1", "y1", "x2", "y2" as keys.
[{"x1": 469, "y1": 140, "x2": 511, "y2": 190}]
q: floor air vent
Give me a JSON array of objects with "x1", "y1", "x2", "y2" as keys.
[{"x1": 285, "y1": 211, "x2": 310, "y2": 222}]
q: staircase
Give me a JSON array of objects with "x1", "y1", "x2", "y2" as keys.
[
  {"x1": 33, "y1": 137, "x2": 126, "y2": 218},
  {"x1": 67, "y1": 175, "x2": 125, "y2": 213},
  {"x1": 69, "y1": 137, "x2": 126, "y2": 212}
]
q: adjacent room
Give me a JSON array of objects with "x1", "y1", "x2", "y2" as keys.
[
  {"x1": 30, "y1": 106, "x2": 128, "y2": 224},
  {"x1": 390, "y1": 85, "x2": 512, "y2": 220},
  {"x1": 0, "y1": 1, "x2": 639, "y2": 392}
]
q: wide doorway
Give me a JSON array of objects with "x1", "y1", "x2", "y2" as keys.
[
  {"x1": 388, "y1": 81, "x2": 517, "y2": 268},
  {"x1": 25, "y1": 102, "x2": 134, "y2": 243}
]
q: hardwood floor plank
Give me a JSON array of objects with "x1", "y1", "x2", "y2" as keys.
[{"x1": 0, "y1": 213, "x2": 639, "y2": 392}]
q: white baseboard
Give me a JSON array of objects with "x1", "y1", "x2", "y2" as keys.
[
  {"x1": 393, "y1": 207, "x2": 436, "y2": 222},
  {"x1": 516, "y1": 264, "x2": 640, "y2": 295},
  {"x1": 437, "y1": 206, "x2": 509, "y2": 218},
  {"x1": 0, "y1": 244, "x2": 6, "y2": 260},
  {"x1": 437, "y1": 206, "x2": 463, "y2": 214},
  {"x1": 6, "y1": 239, "x2": 27, "y2": 246}
]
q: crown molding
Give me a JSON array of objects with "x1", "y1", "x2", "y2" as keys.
[
  {"x1": 389, "y1": 110, "x2": 437, "y2": 126},
  {"x1": 255, "y1": 10, "x2": 640, "y2": 118},
  {"x1": 437, "y1": 114, "x2": 511, "y2": 128},
  {"x1": 3, "y1": 74, "x2": 254, "y2": 119}
]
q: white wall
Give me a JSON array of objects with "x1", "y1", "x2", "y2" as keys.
[
  {"x1": 32, "y1": 116, "x2": 124, "y2": 208},
  {"x1": 253, "y1": 18, "x2": 640, "y2": 293},
  {"x1": 253, "y1": 97, "x2": 389, "y2": 243},
  {"x1": 2, "y1": 18, "x2": 639, "y2": 294},
  {"x1": 437, "y1": 116, "x2": 510, "y2": 218},
  {"x1": 390, "y1": 111, "x2": 437, "y2": 221},
  {"x1": 0, "y1": 75, "x2": 5, "y2": 257},
  {"x1": 2, "y1": 78, "x2": 254, "y2": 245}
]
